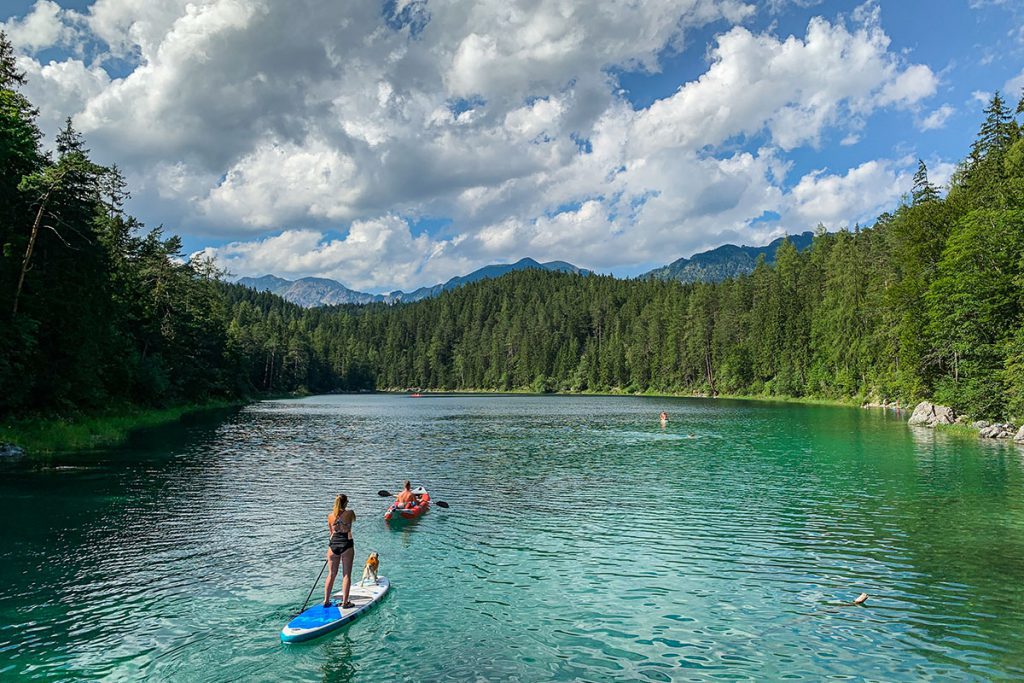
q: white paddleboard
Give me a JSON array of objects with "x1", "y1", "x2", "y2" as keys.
[{"x1": 280, "y1": 577, "x2": 390, "y2": 643}]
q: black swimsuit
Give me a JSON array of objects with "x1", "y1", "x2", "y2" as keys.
[{"x1": 329, "y1": 514, "x2": 353, "y2": 556}]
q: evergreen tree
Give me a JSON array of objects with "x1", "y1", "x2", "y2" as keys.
[{"x1": 912, "y1": 159, "x2": 939, "y2": 205}]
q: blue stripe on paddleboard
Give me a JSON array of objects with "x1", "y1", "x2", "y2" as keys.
[{"x1": 281, "y1": 578, "x2": 390, "y2": 643}]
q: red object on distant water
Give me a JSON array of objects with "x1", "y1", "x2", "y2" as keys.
[
  {"x1": 410, "y1": 393, "x2": 423, "y2": 397},
  {"x1": 385, "y1": 489, "x2": 430, "y2": 522}
]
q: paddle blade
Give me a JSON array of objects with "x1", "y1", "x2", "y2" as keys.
[
  {"x1": 377, "y1": 490, "x2": 392, "y2": 497},
  {"x1": 435, "y1": 501, "x2": 450, "y2": 508}
]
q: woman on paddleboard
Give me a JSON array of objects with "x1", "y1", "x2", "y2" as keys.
[{"x1": 325, "y1": 493, "x2": 356, "y2": 608}]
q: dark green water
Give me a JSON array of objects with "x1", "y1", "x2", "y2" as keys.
[{"x1": 2, "y1": 395, "x2": 1023, "y2": 681}]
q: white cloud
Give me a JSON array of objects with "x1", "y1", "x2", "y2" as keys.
[
  {"x1": 196, "y1": 218, "x2": 472, "y2": 292},
  {"x1": 9, "y1": 0, "x2": 942, "y2": 289},
  {"x1": 919, "y1": 104, "x2": 954, "y2": 131},
  {"x1": 200, "y1": 137, "x2": 361, "y2": 228},
  {"x1": 19, "y1": 57, "x2": 111, "y2": 136},
  {"x1": 786, "y1": 159, "x2": 912, "y2": 229},
  {"x1": 1, "y1": 0, "x2": 76, "y2": 53},
  {"x1": 924, "y1": 159, "x2": 957, "y2": 189},
  {"x1": 627, "y1": 16, "x2": 936, "y2": 154},
  {"x1": 875, "y1": 64, "x2": 938, "y2": 107},
  {"x1": 1005, "y1": 69, "x2": 1024, "y2": 100}
]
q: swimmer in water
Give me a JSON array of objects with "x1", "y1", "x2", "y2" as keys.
[{"x1": 659, "y1": 411, "x2": 668, "y2": 427}]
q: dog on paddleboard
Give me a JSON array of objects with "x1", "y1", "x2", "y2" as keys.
[{"x1": 360, "y1": 551, "x2": 380, "y2": 586}]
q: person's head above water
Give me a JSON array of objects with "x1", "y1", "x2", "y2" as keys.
[{"x1": 403, "y1": 480, "x2": 411, "y2": 491}]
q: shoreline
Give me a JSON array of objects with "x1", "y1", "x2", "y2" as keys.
[
  {"x1": 0, "y1": 388, "x2": 946, "y2": 457},
  {"x1": 0, "y1": 400, "x2": 249, "y2": 455},
  {"x1": 378, "y1": 386, "x2": 874, "y2": 409}
]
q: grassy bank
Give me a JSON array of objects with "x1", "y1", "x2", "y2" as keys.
[{"x1": 0, "y1": 400, "x2": 246, "y2": 454}]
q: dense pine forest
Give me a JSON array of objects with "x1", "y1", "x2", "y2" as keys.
[{"x1": 3, "y1": 30, "x2": 1024, "y2": 423}]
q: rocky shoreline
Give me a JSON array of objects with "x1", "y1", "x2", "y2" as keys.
[{"x1": 906, "y1": 401, "x2": 1024, "y2": 442}]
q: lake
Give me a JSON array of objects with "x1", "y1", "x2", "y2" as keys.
[{"x1": 2, "y1": 394, "x2": 1023, "y2": 681}]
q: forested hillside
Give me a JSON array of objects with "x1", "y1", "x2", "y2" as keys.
[
  {"x1": 3, "y1": 28, "x2": 1024, "y2": 422},
  {"x1": 0, "y1": 33, "x2": 343, "y2": 416},
  {"x1": 230, "y1": 90, "x2": 1024, "y2": 421},
  {"x1": 644, "y1": 231, "x2": 814, "y2": 283}
]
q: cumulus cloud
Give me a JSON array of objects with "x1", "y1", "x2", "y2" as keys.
[
  {"x1": 1, "y1": 0, "x2": 77, "y2": 53},
  {"x1": 628, "y1": 16, "x2": 936, "y2": 154},
  {"x1": 8, "y1": 0, "x2": 940, "y2": 289},
  {"x1": 18, "y1": 57, "x2": 111, "y2": 137},
  {"x1": 196, "y1": 218, "x2": 472, "y2": 292},
  {"x1": 919, "y1": 104, "x2": 955, "y2": 131},
  {"x1": 786, "y1": 159, "x2": 911, "y2": 229}
]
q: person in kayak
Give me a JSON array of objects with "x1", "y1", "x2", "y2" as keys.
[
  {"x1": 325, "y1": 493, "x2": 356, "y2": 609},
  {"x1": 395, "y1": 480, "x2": 417, "y2": 509}
]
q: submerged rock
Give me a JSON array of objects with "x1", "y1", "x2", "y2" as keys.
[
  {"x1": 0, "y1": 443, "x2": 25, "y2": 459},
  {"x1": 908, "y1": 401, "x2": 956, "y2": 427}
]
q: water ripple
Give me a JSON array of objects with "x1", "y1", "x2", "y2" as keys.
[{"x1": 1, "y1": 395, "x2": 1023, "y2": 680}]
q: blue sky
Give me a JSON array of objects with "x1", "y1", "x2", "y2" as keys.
[{"x1": 3, "y1": 0, "x2": 1023, "y2": 291}]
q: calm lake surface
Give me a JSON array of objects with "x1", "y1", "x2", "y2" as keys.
[{"x1": 2, "y1": 394, "x2": 1024, "y2": 681}]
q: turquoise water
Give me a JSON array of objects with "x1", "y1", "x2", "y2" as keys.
[{"x1": 2, "y1": 395, "x2": 1024, "y2": 681}]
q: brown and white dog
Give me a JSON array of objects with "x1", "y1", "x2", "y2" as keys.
[{"x1": 360, "y1": 551, "x2": 380, "y2": 586}]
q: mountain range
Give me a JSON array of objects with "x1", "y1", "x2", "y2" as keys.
[
  {"x1": 237, "y1": 233, "x2": 815, "y2": 307},
  {"x1": 643, "y1": 231, "x2": 815, "y2": 282},
  {"x1": 237, "y1": 258, "x2": 587, "y2": 307}
]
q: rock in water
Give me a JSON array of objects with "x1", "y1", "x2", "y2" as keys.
[
  {"x1": 1015, "y1": 426, "x2": 1024, "y2": 442},
  {"x1": 972, "y1": 420, "x2": 991, "y2": 430},
  {"x1": 0, "y1": 443, "x2": 25, "y2": 459},
  {"x1": 908, "y1": 401, "x2": 956, "y2": 427},
  {"x1": 980, "y1": 423, "x2": 1015, "y2": 439}
]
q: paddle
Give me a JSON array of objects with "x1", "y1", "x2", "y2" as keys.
[
  {"x1": 298, "y1": 559, "x2": 329, "y2": 614},
  {"x1": 377, "y1": 489, "x2": 450, "y2": 508}
]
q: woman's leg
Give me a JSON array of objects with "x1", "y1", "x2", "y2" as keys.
[
  {"x1": 340, "y1": 547, "x2": 355, "y2": 606},
  {"x1": 324, "y1": 549, "x2": 340, "y2": 605}
]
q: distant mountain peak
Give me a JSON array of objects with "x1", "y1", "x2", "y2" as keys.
[
  {"x1": 236, "y1": 257, "x2": 588, "y2": 308},
  {"x1": 237, "y1": 235, "x2": 816, "y2": 309},
  {"x1": 644, "y1": 232, "x2": 815, "y2": 284}
]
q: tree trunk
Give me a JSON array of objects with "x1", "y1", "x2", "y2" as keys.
[
  {"x1": 705, "y1": 347, "x2": 717, "y2": 396},
  {"x1": 12, "y1": 190, "x2": 51, "y2": 316}
]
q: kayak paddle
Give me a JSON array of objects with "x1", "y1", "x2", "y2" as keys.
[{"x1": 377, "y1": 489, "x2": 450, "y2": 508}]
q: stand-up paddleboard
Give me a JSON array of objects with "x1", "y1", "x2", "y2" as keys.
[{"x1": 281, "y1": 577, "x2": 390, "y2": 643}]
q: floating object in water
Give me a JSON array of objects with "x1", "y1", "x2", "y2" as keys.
[
  {"x1": 281, "y1": 577, "x2": 390, "y2": 642},
  {"x1": 853, "y1": 593, "x2": 868, "y2": 605},
  {"x1": 410, "y1": 393, "x2": 423, "y2": 397},
  {"x1": 385, "y1": 487, "x2": 431, "y2": 522}
]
